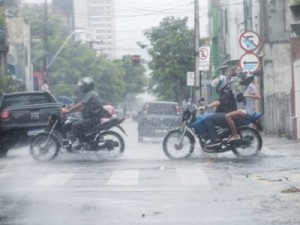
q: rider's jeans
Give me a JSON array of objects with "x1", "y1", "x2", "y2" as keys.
[
  {"x1": 204, "y1": 113, "x2": 227, "y2": 141},
  {"x1": 72, "y1": 118, "x2": 94, "y2": 141}
]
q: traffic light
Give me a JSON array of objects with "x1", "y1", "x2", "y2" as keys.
[{"x1": 131, "y1": 55, "x2": 141, "y2": 66}]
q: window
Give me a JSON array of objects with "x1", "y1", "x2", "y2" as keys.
[{"x1": 2, "y1": 94, "x2": 53, "y2": 108}]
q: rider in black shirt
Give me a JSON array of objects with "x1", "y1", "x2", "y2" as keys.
[
  {"x1": 66, "y1": 77, "x2": 109, "y2": 149},
  {"x1": 198, "y1": 75, "x2": 237, "y2": 147}
]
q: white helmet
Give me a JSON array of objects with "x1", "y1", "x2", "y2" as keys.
[{"x1": 211, "y1": 75, "x2": 228, "y2": 94}]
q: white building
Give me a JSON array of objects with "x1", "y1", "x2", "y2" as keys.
[{"x1": 73, "y1": 0, "x2": 116, "y2": 59}]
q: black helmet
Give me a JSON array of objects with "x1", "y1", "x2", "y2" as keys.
[
  {"x1": 239, "y1": 71, "x2": 254, "y2": 86},
  {"x1": 77, "y1": 77, "x2": 94, "y2": 93}
]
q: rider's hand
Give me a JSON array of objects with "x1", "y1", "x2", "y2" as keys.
[
  {"x1": 60, "y1": 107, "x2": 70, "y2": 114},
  {"x1": 198, "y1": 106, "x2": 206, "y2": 111}
]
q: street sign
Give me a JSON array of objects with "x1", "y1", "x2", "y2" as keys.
[
  {"x1": 239, "y1": 30, "x2": 261, "y2": 52},
  {"x1": 187, "y1": 72, "x2": 195, "y2": 86},
  {"x1": 239, "y1": 53, "x2": 260, "y2": 73},
  {"x1": 199, "y1": 47, "x2": 210, "y2": 71}
]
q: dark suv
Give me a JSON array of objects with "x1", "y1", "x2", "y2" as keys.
[{"x1": 137, "y1": 101, "x2": 181, "y2": 142}]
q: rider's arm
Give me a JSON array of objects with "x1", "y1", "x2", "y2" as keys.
[
  {"x1": 199, "y1": 100, "x2": 220, "y2": 110},
  {"x1": 205, "y1": 100, "x2": 221, "y2": 110},
  {"x1": 68, "y1": 101, "x2": 83, "y2": 113}
]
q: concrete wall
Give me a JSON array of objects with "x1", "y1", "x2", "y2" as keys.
[{"x1": 262, "y1": 42, "x2": 292, "y2": 135}]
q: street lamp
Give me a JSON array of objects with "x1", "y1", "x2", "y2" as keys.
[{"x1": 47, "y1": 30, "x2": 83, "y2": 69}]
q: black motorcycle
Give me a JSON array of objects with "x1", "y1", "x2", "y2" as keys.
[
  {"x1": 162, "y1": 105, "x2": 263, "y2": 159},
  {"x1": 30, "y1": 107, "x2": 127, "y2": 161}
]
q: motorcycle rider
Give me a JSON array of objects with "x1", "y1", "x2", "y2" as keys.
[
  {"x1": 225, "y1": 71, "x2": 261, "y2": 142},
  {"x1": 65, "y1": 76, "x2": 110, "y2": 149},
  {"x1": 198, "y1": 74, "x2": 237, "y2": 147}
]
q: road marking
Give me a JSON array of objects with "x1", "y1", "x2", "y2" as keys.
[
  {"x1": 176, "y1": 168, "x2": 210, "y2": 187},
  {"x1": 36, "y1": 173, "x2": 74, "y2": 186},
  {"x1": 107, "y1": 170, "x2": 139, "y2": 186}
]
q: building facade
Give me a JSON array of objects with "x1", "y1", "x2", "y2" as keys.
[
  {"x1": 209, "y1": 0, "x2": 297, "y2": 138},
  {"x1": 73, "y1": 0, "x2": 116, "y2": 59}
]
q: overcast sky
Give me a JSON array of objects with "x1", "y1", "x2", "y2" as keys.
[{"x1": 115, "y1": 0, "x2": 209, "y2": 59}]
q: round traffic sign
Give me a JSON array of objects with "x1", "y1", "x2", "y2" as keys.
[
  {"x1": 199, "y1": 47, "x2": 209, "y2": 60},
  {"x1": 239, "y1": 30, "x2": 261, "y2": 52},
  {"x1": 239, "y1": 53, "x2": 260, "y2": 73}
]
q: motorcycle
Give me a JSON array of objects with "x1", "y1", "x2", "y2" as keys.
[
  {"x1": 162, "y1": 104, "x2": 263, "y2": 159},
  {"x1": 30, "y1": 106, "x2": 127, "y2": 161}
]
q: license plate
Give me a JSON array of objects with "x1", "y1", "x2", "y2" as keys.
[{"x1": 27, "y1": 128, "x2": 44, "y2": 136}]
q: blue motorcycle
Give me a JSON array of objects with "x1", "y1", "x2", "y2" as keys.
[{"x1": 162, "y1": 105, "x2": 263, "y2": 159}]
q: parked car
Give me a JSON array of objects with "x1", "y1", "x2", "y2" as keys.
[
  {"x1": 0, "y1": 91, "x2": 62, "y2": 157},
  {"x1": 137, "y1": 101, "x2": 181, "y2": 142}
]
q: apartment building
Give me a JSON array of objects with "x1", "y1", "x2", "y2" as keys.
[{"x1": 73, "y1": 0, "x2": 116, "y2": 59}]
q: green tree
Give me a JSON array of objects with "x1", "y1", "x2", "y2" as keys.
[
  {"x1": 144, "y1": 17, "x2": 194, "y2": 101},
  {"x1": 117, "y1": 55, "x2": 147, "y2": 94},
  {"x1": 20, "y1": 7, "x2": 127, "y2": 105}
]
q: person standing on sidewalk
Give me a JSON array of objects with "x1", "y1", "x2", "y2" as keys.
[{"x1": 225, "y1": 71, "x2": 261, "y2": 142}]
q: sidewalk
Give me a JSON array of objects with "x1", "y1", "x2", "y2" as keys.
[
  {"x1": 262, "y1": 135, "x2": 300, "y2": 155},
  {"x1": 260, "y1": 135, "x2": 300, "y2": 192}
]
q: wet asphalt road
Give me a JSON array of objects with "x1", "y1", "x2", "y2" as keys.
[{"x1": 0, "y1": 119, "x2": 300, "y2": 225}]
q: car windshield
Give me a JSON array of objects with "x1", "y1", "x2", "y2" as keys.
[{"x1": 2, "y1": 94, "x2": 53, "y2": 108}]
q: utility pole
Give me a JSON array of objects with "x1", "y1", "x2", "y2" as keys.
[
  {"x1": 87, "y1": 40, "x2": 103, "y2": 50},
  {"x1": 194, "y1": 0, "x2": 200, "y2": 101},
  {"x1": 42, "y1": 0, "x2": 48, "y2": 86}
]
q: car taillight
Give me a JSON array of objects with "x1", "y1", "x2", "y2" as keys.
[{"x1": 1, "y1": 110, "x2": 9, "y2": 119}]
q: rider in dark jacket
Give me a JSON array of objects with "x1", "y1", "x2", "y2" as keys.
[
  {"x1": 198, "y1": 75, "x2": 237, "y2": 147},
  {"x1": 66, "y1": 77, "x2": 109, "y2": 149}
]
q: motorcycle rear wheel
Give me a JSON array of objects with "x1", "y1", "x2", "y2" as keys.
[
  {"x1": 162, "y1": 129, "x2": 195, "y2": 159},
  {"x1": 232, "y1": 127, "x2": 262, "y2": 157},
  {"x1": 97, "y1": 130, "x2": 125, "y2": 158},
  {"x1": 30, "y1": 133, "x2": 60, "y2": 161}
]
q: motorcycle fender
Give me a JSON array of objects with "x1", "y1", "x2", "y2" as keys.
[
  {"x1": 116, "y1": 125, "x2": 127, "y2": 136},
  {"x1": 168, "y1": 127, "x2": 196, "y2": 144}
]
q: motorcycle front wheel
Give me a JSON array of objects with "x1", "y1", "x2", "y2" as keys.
[
  {"x1": 162, "y1": 129, "x2": 195, "y2": 159},
  {"x1": 30, "y1": 133, "x2": 60, "y2": 161},
  {"x1": 232, "y1": 127, "x2": 262, "y2": 157},
  {"x1": 97, "y1": 130, "x2": 125, "y2": 158}
]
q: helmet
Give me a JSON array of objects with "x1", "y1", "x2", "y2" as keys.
[
  {"x1": 239, "y1": 71, "x2": 254, "y2": 86},
  {"x1": 77, "y1": 77, "x2": 94, "y2": 93},
  {"x1": 211, "y1": 75, "x2": 228, "y2": 94}
]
